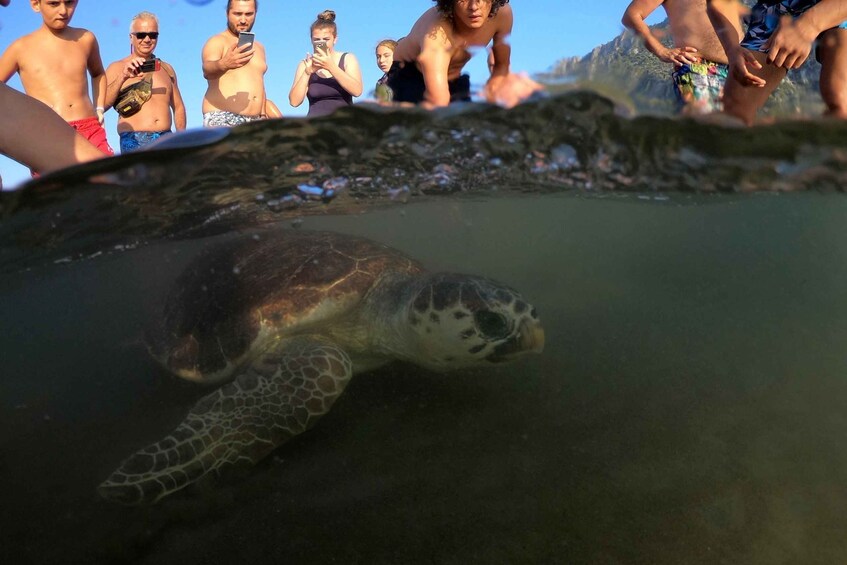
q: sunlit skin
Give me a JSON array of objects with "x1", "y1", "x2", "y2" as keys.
[
  {"x1": 707, "y1": 0, "x2": 847, "y2": 124},
  {"x1": 0, "y1": 0, "x2": 107, "y2": 123},
  {"x1": 104, "y1": 16, "x2": 187, "y2": 134},
  {"x1": 288, "y1": 24, "x2": 363, "y2": 108},
  {"x1": 376, "y1": 45, "x2": 394, "y2": 73},
  {"x1": 393, "y1": 1, "x2": 541, "y2": 108},
  {"x1": 201, "y1": 0, "x2": 267, "y2": 116},
  {"x1": 622, "y1": 0, "x2": 741, "y2": 66},
  {"x1": 0, "y1": 0, "x2": 104, "y2": 179}
]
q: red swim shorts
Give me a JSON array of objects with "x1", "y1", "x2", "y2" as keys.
[{"x1": 67, "y1": 116, "x2": 114, "y2": 156}]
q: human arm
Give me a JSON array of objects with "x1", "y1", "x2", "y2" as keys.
[
  {"x1": 86, "y1": 33, "x2": 107, "y2": 123},
  {"x1": 288, "y1": 58, "x2": 313, "y2": 107},
  {"x1": 202, "y1": 36, "x2": 253, "y2": 81},
  {"x1": 0, "y1": 83, "x2": 105, "y2": 173},
  {"x1": 622, "y1": 0, "x2": 700, "y2": 64},
  {"x1": 104, "y1": 57, "x2": 147, "y2": 108},
  {"x1": 311, "y1": 50, "x2": 363, "y2": 97},
  {"x1": 164, "y1": 62, "x2": 187, "y2": 130},
  {"x1": 264, "y1": 99, "x2": 282, "y2": 118},
  {"x1": 417, "y1": 24, "x2": 453, "y2": 108},
  {"x1": 0, "y1": 39, "x2": 20, "y2": 83},
  {"x1": 482, "y1": 5, "x2": 542, "y2": 108},
  {"x1": 766, "y1": 0, "x2": 847, "y2": 68},
  {"x1": 706, "y1": 0, "x2": 765, "y2": 86}
]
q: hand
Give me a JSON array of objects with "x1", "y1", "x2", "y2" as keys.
[
  {"x1": 728, "y1": 47, "x2": 766, "y2": 87},
  {"x1": 221, "y1": 41, "x2": 254, "y2": 70},
  {"x1": 303, "y1": 53, "x2": 315, "y2": 75},
  {"x1": 483, "y1": 73, "x2": 544, "y2": 109},
  {"x1": 661, "y1": 46, "x2": 701, "y2": 66},
  {"x1": 310, "y1": 49, "x2": 334, "y2": 74},
  {"x1": 764, "y1": 14, "x2": 816, "y2": 69},
  {"x1": 96, "y1": 107, "x2": 105, "y2": 125},
  {"x1": 123, "y1": 57, "x2": 146, "y2": 79}
]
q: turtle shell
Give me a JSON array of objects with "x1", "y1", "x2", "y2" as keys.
[{"x1": 148, "y1": 230, "x2": 423, "y2": 382}]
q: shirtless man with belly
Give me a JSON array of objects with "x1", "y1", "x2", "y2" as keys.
[{"x1": 201, "y1": 0, "x2": 267, "y2": 127}]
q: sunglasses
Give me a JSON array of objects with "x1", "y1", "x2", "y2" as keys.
[{"x1": 132, "y1": 32, "x2": 159, "y2": 40}]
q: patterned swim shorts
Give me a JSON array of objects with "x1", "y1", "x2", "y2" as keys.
[
  {"x1": 741, "y1": 0, "x2": 847, "y2": 52},
  {"x1": 202, "y1": 110, "x2": 262, "y2": 128},
  {"x1": 671, "y1": 60, "x2": 729, "y2": 114},
  {"x1": 119, "y1": 130, "x2": 171, "y2": 153}
]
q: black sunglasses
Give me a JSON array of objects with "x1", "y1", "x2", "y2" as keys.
[{"x1": 132, "y1": 32, "x2": 159, "y2": 40}]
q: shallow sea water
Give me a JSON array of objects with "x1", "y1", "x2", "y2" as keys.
[{"x1": 2, "y1": 94, "x2": 847, "y2": 564}]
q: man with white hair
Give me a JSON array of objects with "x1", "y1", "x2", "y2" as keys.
[{"x1": 104, "y1": 11, "x2": 186, "y2": 152}]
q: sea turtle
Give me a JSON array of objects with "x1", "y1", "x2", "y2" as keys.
[{"x1": 98, "y1": 230, "x2": 544, "y2": 505}]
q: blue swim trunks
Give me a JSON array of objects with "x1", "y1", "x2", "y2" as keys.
[
  {"x1": 119, "y1": 130, "x2": 171, "y2": 153},
  {"x1": 742, "y1": 0, "x2": 847, "y2": 52}
]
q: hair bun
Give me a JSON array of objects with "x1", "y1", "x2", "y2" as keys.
[{"x1": 317, "y1": 10, "x2": 336, "y2": 22}]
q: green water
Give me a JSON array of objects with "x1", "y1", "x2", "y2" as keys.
[{"x1": 2, "y1": 192, "x2": 846, "y2": 564}]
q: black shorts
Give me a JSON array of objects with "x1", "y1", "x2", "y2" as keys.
[{"x1": 386, "y1": 62, "x2": 471, "y2": 104}]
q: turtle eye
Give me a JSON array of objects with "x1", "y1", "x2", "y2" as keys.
[{"x1": 474, "y1": 311, "x2": 509, "y2": 340}]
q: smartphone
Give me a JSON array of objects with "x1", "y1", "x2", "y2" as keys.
[
  {"x1": 313, "y1": 41, "x2": 327, "y2": 54},
  {"x1": 238, "y1": 32, "x2": 255, "y2": 50},
  {"x1": 138, "y1": 58, "x2": 160, "y2": 73}
]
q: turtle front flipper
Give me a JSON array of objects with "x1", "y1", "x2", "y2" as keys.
[{"x1": 98, "y1": 338, "x2": 353, "y2": 505}]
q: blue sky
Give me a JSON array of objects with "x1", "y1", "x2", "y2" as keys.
[{"x1": 0, "y1": 0, "x2": 665, "y2": 188}]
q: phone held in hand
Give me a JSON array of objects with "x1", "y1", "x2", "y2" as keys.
[
  {"x1": 238, "y1": 32, "x2": 255, "y2": 50},
  {"x1": 313, "y1": 41, "x2": 327, "y2": 54},
  {"x1": 138, "y1": 58, "x2": 161, "y2": 73}
]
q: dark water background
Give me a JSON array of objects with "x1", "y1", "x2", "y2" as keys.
[{"x1": 2, "y1": 93, "x2": 847, "y2": 564}]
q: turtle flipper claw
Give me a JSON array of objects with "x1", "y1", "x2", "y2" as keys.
[{"x1": 99, "y1": 338, "x2": 353, "y2": 505}]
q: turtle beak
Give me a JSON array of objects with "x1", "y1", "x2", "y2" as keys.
[{"x1": 487, "y1": 318, "x2": 544, "y2": 362}]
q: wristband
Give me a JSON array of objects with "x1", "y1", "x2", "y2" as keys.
[{"x1": 96, "y1": 106, "x2": 105, "y2": 111}]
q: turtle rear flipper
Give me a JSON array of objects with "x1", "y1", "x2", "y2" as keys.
[{"x1": 98, "y1": 338, "x2": 353, "y2": 505}]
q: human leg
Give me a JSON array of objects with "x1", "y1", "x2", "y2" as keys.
[
  {"x1": 817, "y1": 27, "x2": 847, "y2": 118},
  {"x1": 0, "y1": 84, "x2": 105, "y2": 174},
  {"x1": 722, "y1": 50, "x2": 786, "y2": 125}
]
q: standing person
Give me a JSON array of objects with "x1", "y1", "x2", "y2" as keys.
[
  {"x1": 104, "y1": 12, "x2": 186, "y2": 153},
  {"x1": 288, "y1": 10, "x2": 363, "y2": 118},
  {"x1": 0, "y1": 0, "x2": 104, "y2": 185},
  {"x1": 0, "y1": 0, "x2": 113, "y2": 157},
  {"x1": 708, "y1": 0, "x2": 847, "y2": 124},
  {"x1": 388, "y1": 0, "x2": 540, "y2": 108},
  {"x1": 201, "y1": 0, "x2": 267, "y2": 127},
  {"x1": 374, "y1": 38, "x2": 397, "y2": 102},
  {"x1": 622, "y1": 0, "x2": 743, "y2": 114}
]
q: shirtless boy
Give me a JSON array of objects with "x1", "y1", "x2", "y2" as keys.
[
  {"x1": 0, "y1": 0, "x2": 113, "y2": 156},
  {"x1": 389, "y1": 0, "x2": 540, "y2": 108},
  {"x1": 708, "y1": 0, "x2": 847, "y2": 124},
  {"x1": 622, "y1": 0, "x2": 743, "y2": 114},
  {"x1": 104, "y1": 12, "x2": 186, "y2": 153},
  {"x1": 0, "y1": 0, "x2": 104, "y2": 184},
  {"x1": 201, "y1": 0, "x2": 267, "y2": 127}
]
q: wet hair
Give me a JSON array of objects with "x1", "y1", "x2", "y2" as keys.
[
  {"x1": 310, "y1": 10, "x2": 337, "y2": 36},
  {"x1": 129, "y1": 11, "x2": 158, "y2": 34},
  {"x1": 375, "y1": 39, "x2": 397, "y2": 53},
  {"x1": 227, "y1": 0, "x2": 258, "y2": 12},
  {"x1": 434, "y1": 0, "x2": 509, "y2": 21}
]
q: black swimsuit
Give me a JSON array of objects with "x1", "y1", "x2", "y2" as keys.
[{"x1": 307, "y1": 52, "x2": 353, "y2": 117}]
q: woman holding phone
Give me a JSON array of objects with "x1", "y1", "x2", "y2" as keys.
[{"x1": 288, "y1": 10, "x2": 363, "y2": 117}]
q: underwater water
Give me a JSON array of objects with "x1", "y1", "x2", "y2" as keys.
[{"x1": 2, "y1": 93, "x2": 847, "y2": 564}]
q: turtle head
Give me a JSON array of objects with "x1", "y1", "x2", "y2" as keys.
[{"x1": 405, "y1": 274, "x2": 544, "y2": 371}]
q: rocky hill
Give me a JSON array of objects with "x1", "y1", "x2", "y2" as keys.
[{"x1": 541, "y1": 9, "x2": 824, "y2": 117}]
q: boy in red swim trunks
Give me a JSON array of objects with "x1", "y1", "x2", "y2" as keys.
[{"x1": 0, "y1": 0, "x2": 113, "y2": 164}]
